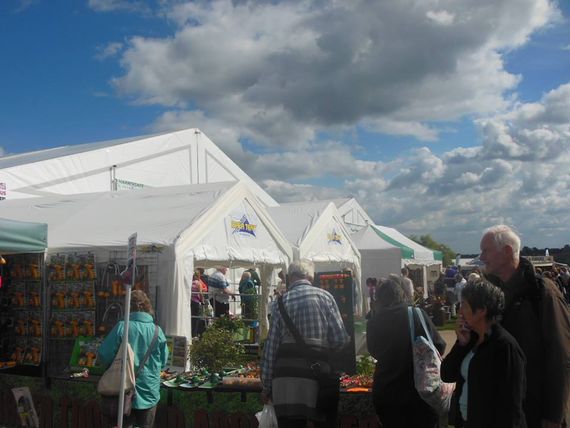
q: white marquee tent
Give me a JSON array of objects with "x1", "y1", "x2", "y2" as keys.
[
  {"x1": 0, "y1": 128, "x2": 277, "y2": 207},
  {"x1": 328, "y1": 198, "x2": 442, "y2": 266},
  {"x1": 371, "y1": 224, "x2": 442, "y2": 266},
  {"x1": 371, "y1": 224, "x2": 443, "y2": 297},
  {"x1": 267, "y1": 201, "x2": 363, "y2": 313},
  {"x1": 350, "y1": 225, "x2": 402, "y2": 310},
  {"x1": 0, "y1": 182, "x2": 292, "y2": 339},
  {"x1": 332, "y1": 198, "x2": 374, "y2": 233}
]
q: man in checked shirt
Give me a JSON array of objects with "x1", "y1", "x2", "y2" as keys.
[{"x1": 261, "y1": 261, "x2": 350, "y2": 427}]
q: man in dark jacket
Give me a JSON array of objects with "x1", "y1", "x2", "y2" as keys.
[{"x1": 480, "y1": 225, "x2": 570, "y2": 428}]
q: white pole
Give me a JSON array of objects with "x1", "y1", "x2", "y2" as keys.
[
  {"x1": 117, "y1": 234, "x2": 137, "y2": 428},
  {"x1": 116, "y1": 282, "x2": 132, "y2": 428},
  {"x1": 422, "y1": 266, "x2": 428, "y2": 300}
]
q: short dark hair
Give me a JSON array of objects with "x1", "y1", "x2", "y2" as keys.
[
  {"x1": 376, "y1": 275, "x2": 406, "y2": 307},
  {"x1": 461, "y1": 279, "x2": 504, "y2": 322}
]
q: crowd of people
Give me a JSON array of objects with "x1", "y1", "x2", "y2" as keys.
[
  {"x1": 95, "y1": 224, "x2": 569, "y2": 428},
  {"x1": 260, "y1": 224, "x2": 569, "y2": 428},
  {"x1": 189, "y1": 266, "x2": 263, "y2": 337}
]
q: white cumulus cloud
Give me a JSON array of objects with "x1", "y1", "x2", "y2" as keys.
[
  {"x1": 110, "y1": 0, "x2": 557, "y2": 149},
  {"x1": 95, "y1": 0, "x2": 567, "y2": 252}
]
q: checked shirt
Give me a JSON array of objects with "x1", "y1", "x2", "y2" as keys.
[{"x1": 261, "y1": 279, "x2": 350, "y2": 395}]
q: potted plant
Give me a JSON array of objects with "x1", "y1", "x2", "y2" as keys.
[
  {"x1": 189, "y1": 320, "x2": 246, "y2": 375},
  {"x1": 211, "y1": 314, "x2": 250, "y2": 342}
]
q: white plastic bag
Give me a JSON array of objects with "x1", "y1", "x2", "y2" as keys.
[{"x1": 255, "y1": 404, "x2": 278, "y2": 428}]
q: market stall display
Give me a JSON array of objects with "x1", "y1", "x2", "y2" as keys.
[
  {"x1": 48, "y1": 253, "x2": 96, "y2": 339},
  {"x1": 46, "y1": 254, "x2": 158, "y2": 375},
  {"x1": 316, "y1": 271, "x2": 357, "y2": 374},
  {"x1": 46, "y1": 252, "x2": 99, "y2": 375},
  {"x1": 0, "y1": 254, "x2": 44, "y2": 368},
  {"x1": 0, "y1": 218, "x2": 47, "y2": 374},
  {"x1": 68, "y1": 336, "x2": 105, "y2": 374}
]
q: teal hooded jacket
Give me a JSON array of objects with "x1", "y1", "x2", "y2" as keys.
[{"x1": 98, "y1": 311, "x2": 169, "y2": 409}]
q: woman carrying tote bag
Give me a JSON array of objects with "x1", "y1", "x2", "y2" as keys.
[
  {"x1": 98, "y1": 290, "x2": 169, "y2": 428},
  {"x1": 367, "y1": 275, "x2": 447, "y2": 428}
]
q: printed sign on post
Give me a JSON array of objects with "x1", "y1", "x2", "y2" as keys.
[{"x1": 121, "y1": 233, "x2": 137, "y2": 285}]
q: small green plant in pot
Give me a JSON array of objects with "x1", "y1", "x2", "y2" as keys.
[
  {"x1": 212, "y1": 314, "x2": 250, "y2": 342},
  {"x1": 211, "y1": 314, "x2": 245, "y2": 332},
  {"x1": 189, "y1": 325, "x2": 246, "y2": 374},
  {"x1": 355, "y1": 354, "x2": 376, "y2": 377}
]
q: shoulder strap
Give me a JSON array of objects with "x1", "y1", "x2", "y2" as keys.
[
  {"x1": 407, "y1": 307, "x2": 415, "y2": 346},
  {"x1": 277, "y1": 296, "x2": 307, "y2": 348},
  {"x1": 414, "y1": 307, "x2": 434, "y2": 347},
  {"x1": 135, "y1": 324, "x2": 159, "y2": 378}
]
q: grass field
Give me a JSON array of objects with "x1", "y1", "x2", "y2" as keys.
[{"x1": 436, "y1": 319, "x2": 457, "y2": 331}]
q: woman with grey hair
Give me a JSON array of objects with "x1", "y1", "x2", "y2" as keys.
[
  {"x1": 367, "y1": 275, "x2": 446, "y2": 428},
  {"x1": 441, "y1": 279, "x2": 527, "y2": 427}
]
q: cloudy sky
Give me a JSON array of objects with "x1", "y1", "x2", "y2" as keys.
[{"x1": 1, "y1": 0, "x2": 569, "y2": 253}]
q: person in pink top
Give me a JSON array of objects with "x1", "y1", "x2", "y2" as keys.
[{"x1": 191, "y1": 273, "x2": 208, "y2": 337}]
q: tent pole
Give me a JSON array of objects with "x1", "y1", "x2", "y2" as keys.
[
  {"x1": 117, "y1": 236, "x2": 136, "y2": 428},
  {"x1": 116, "y1": 282, "x2": 132, "y2": 428},
  {"x1": 41, "y1": 251, "x2": 50, "y2": 389}
]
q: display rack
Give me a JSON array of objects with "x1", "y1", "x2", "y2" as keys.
[
  {"x1": 100, "y1": 249, "x2": 159, "y2": 327},
  {"x1": 46, "y1": 252, "x2": 97, "y2": 375},
  {"x1": 45, "y1": 247, "x2": 161, "y2": 375},
  {"x1": 315, "y1": 270, "x2": 356, "y2": 374},
  {"x1": 0, "y1": 253, "x2": 44, "y2": 370}
]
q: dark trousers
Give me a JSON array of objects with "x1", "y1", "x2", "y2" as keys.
[
  {"x1": 102, "y1": 406, "x2": 157, "y2": 428},
  {"x1": 191, "y1": 301, "x2": 206, "y2": 337},
  {"x1": 277, "y1": 376, "x2": 340, "y2": 428},
  {"x1": 375, "y1": 396, "x2": 438, "y2": 428},
  {"x1": 211, "y1": 298, "x2": 229, "y2": 317},
  {"x1": 523, "y1": 405, "x2": 540, "y2": 428},
  {"x1": 277, "y1": 412, "x2": 338, "y2": 428},
  {"x1": 277, "y1": 418, "x2": 333, "y2": 428}
]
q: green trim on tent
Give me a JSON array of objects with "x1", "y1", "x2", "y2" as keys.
[
  {"x1": 433, "y1": 250, "x2": 443, "y2": 261},
  {"x1": 372, "y1": 228, "x2": 415, "y2": 260},
  {"x1": 0, "y1": 218, "x2": 48, "y2": 253}
]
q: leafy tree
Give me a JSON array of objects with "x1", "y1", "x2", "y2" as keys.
[{"x1": 409, "y1": 234, "x2": 457, "y2": 267}]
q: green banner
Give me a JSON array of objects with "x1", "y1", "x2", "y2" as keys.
[{"x1": 372, "y1": 228, "x2": 415, "y2": 260}]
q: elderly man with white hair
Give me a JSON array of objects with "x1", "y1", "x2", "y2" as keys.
[
  {"x1": 260, "y1": 261, "x2": 349, "y2": 428},
  {"x1": 480, "y1": 225, "x2": 570, "y2": 428}
]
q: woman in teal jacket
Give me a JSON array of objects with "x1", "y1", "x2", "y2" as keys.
[{"x1": 98, "y1": 290, "x2": 169, "y2": 428}]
